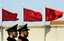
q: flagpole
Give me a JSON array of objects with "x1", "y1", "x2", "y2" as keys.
[
  {"x1": 0, "y1": 4, "x2": 3, "y2": 41},
  {"x1": 44, "y1": 3, "x2": 46, "y2": 41},
  {"x1": 40, "y1": 7, "x2": 46, "y2": 41},
  {"x1": 22, "y1": 3, "x2": 24, "y2": 25},
  {"x1": 1, "y1": 22, "x2": 3, "y2": 41}
]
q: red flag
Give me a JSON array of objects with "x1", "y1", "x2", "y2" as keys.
[
  {"x1": 24, "y1": 8, "x2": 42, "y2": 22},
  {"x1": 2, "y1": 9, "x2": 19, "y2": 22},
  {"x1": 45, "y1": 7, "x2": 63, "y2": 21}
]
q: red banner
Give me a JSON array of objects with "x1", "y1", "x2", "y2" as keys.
[
  {"x1": 24, "y1": 8, "x2": 42, "y2": 22},
  {"x1": 2, "y1": 9, "x2": 19, "y2": 22},
  {"x1": 45, "y1": 7, "x2": 63, "y2": 21}
]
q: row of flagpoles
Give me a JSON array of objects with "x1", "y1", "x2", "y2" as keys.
[{"x1": 0, "y1": 3, "x2": 64, "y2": 41}]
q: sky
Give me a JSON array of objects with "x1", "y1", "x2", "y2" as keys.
[{"x1": 0, "y1": 0, "x2": 64, "y2": 26}]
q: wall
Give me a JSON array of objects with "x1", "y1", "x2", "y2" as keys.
[
  {"x1": 0, "y1": 26, "x2": 64, "y2": 41},
  {"x1": 1, "y1": 26, "x2": 44, "y2": 41},
  {"x1": 46, "y1": 26, "x2": 64, "y2": 41},
  {"x1": 27, "y1": 26, "x2": 44, "y2": 41}
]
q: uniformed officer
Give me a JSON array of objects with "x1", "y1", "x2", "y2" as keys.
[
  {"x1": 17, "y1": 24, "x2": 30, "y2": 41},
  {"x1": 6, "y1": 24, "x2": 18, "y2": 41}
]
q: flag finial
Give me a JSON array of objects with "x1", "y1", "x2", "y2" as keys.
[
  {"x1": 44, "y1": 3, "x2": 46, "y2": 7},
  {"x1": 22, "y1": 3, "x2": 24, "y2": 7},
  {"x1": 0, "y1": 4, "x2": 2, "y2": 7}
]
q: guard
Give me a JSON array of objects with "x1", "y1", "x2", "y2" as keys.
[
  {"x1": 17, "y1": 24, "x2": 30, "y2": 41},
  {"x1": 6, "y1": 24, "x2": 18, "y2": 41}
]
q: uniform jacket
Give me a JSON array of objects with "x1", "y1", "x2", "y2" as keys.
[
  {"x1": 18, "y1": 36, "x2": 29, "y2": 41},
  {"x1": 7, "y1": 37, "x2": 16, "y2": 41}
]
